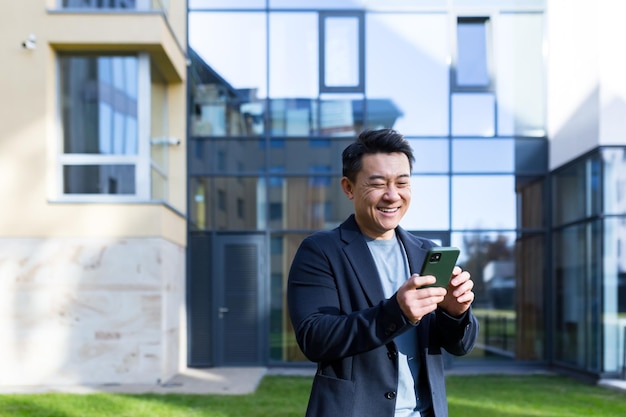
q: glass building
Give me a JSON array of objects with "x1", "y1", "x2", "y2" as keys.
[{"x1": 185, "y1": 0, "x2": 626, "y2": 380}]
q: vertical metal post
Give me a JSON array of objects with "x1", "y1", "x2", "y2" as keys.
[
  {"x1": 484, "y1": 315, "x2": 490, "y2": 354},
  {"x1": 622, "y1": 326, "x2": 626, "y2": 380}
]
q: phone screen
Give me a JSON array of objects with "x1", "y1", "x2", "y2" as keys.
[{"x1": 420, "y1": 247, "x2": 460, "y2": 287}]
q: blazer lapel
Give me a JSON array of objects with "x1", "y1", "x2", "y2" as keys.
[
  {"x1": 339, "y1": 216, "x2": 385, "y2": 306},
  {"x1": 338, "y1": 216, "x2": 433, "y2": 306},
  {"x1": 395, "y1": 227, "x2": 431, "y2": 276}
]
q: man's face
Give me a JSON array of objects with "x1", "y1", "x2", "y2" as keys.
[{"x1": 341, "y1": 152, "x2": 411, "y2": 240}]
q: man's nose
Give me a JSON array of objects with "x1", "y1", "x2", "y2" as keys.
[{"x1": 384, "y1": 185, "x2": 400, "y2": 200}]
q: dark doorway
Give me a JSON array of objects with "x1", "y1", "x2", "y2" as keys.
[{"x1": 213, "y1": 234, "x2": 267, "y2": 365}]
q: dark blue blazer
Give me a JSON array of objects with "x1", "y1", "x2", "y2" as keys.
[{"x1": 288, "y1": 215, "x2": 479, "y2": 417}]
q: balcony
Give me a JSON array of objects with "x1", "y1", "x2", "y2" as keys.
[{"x1": 48, "y1": 0, "x2": 185, "y2": 82}]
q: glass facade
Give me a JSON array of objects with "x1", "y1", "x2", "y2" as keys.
[
  {"x1": 551, "y1": 149, "x2": 626, "y2": 374},
  {"x1": 188, "y1": 1, "x2": 626, "y2": 374}
]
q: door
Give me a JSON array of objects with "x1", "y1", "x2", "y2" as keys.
[{"x1": 214, "y1": 234, "x2": 266, "y2": 365}]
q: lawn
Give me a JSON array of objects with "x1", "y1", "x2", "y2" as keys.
[{"x1": 0, "y1": 374, "x2": 625, "y2": 417}]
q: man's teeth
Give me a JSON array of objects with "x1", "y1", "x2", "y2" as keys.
[{"x1": 379, "y1": 208, "x2": 398, "y2": 213}]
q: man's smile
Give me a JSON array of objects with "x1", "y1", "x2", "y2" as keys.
[{"x1": 378, "y1": 207, "x2": 400, "y2": 213}]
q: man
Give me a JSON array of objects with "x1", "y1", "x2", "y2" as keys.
[{"x1": 287, "y1": 128, "x2": 479, "y2": 417}]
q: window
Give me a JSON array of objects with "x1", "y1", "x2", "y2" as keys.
[
  {"x1": 308, "y1": 165, "x2": 331, "y2": 187},
  {"x1": 452, "y1": 17, "x2": 495, "y2": 137},
  {"x1": 58, "y1": 53, "x2": 167, "y2": 201},
  {"x1": 319, "y1": 12, "x2": 364, "y2": 93},
  {"x1": 455, "y1": 17, "x2": 491, "y2": 89}
]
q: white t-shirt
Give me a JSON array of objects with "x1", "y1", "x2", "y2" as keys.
[{"x1": 367, "y1": 234, "x2": 432, "y2": 416}]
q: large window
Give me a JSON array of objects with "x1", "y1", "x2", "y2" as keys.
[
  {"x1": 553, "y1": 222, "x2": 602, "y2": 371},
  {"x1": 552, "y1": 149, "x2": 626, "y2": 375},
  {"x1": 58, "y1": 54, "x2": 168, "y2": 201},
  {"x1": 601, "y1": 148, "x2": 626, "y2": 373},
  {"x1": 452, "y1": 17, "x2": 495, "y2": 137}
]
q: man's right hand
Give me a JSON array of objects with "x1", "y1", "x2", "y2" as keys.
[{"x1": 396, "y1": 274, "x2": 446, "y2": 324}]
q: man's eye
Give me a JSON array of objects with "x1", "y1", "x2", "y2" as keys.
[
  {"x1": 371, "y1": 183, "x2": 385, "y2": 188},
  {"x1": 397, "y1": 182, "x2": 410, "y2": 187}
]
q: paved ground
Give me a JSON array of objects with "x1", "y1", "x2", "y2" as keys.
[
  {"x1": 0, "y1": 368, "x2": 271, "y2": 395},
  {"x1": 0, "y1": 366, "x2": 624, "y2": 395}
]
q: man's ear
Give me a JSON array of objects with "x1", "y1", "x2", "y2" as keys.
[{"x1": 340, "y1": 177, "x2": 354, "y2": 199}]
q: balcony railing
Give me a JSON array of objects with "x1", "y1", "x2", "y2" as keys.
[{"x1": 60, "y1": 0, "x2": 168, "y2": 12}]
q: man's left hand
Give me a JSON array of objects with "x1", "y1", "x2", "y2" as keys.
[{"x1": 438, "y1": 266, "x2": 475, "y2": 317}]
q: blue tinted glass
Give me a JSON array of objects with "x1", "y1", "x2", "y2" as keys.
[
  {"x1": 409, "y1": 139, "x2": 449, "y2": 174},
  {"x1": 602, "y1": 148, "x2": 626, "y2": 215},
  {"x1": 451, "y1": 93, "x2": 495, "y2": 136},
  {"x1": 324, "y1": 16, "x2": 360, "y2": 88},
  {"x1": 453, "y1": 139, "x2": 514, "y2": 173},
  {"x1": 189, "y1": 12, "x2": 267, "y2": 98},
  {"x1": 402, "y1": 176, "x2": 449, "y2": 231},
  {"x1": 452, "y1": 175, "x2": 516, "y2": 229},
  {"x1": 366, "y1": 13, "x2": 449, "y2": 135},
  {"x1": 189, "y1": 139, "x2": 266, "y2": 174},
  {"x1": 552, "y1": 161, "x2": 587, "y2": 226},
  {"x1": 515, "y1": 139, "x2": 548, "y2": 174},
  {"x1": 61, "y1": 55, "x2": 138, "y2": 155},
  {"x1": 270, "y1": 0, "x2": 361, "y2": 8},
  {"x1": 270, "y1": 13, "x2": 318, "y2": 99},
  {"x1": 309, "y1": 165, "x2": 332, "y2": 187},
  {"x1": 457, "y1": 19, "x2": 489, "y2": 86},
  {"x1": 63, "y1": 165, "x2": 135, "y2": 194},
  {"x1": 269, "y1": 138, "x2": 349, "y2": 174},
  {"x1": 189, "y1": 0, "x2": 265, "y2": 8}
]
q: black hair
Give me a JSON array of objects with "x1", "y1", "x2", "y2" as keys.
[{"x1": 342, "y1": 128, "x2": 415, "y2": 182}]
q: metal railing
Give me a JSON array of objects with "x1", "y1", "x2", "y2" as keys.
[{"x1": 475, "y1": 313, "x2": 515, "y2": 358}]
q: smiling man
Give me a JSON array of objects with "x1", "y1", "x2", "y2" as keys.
[{"x1": 287, "y1": 128, "x2": 479, "y2": 417}]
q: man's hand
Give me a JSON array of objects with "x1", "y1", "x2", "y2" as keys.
[
  {"x1": 439, "y1": 266, "x2": 475, "y2": 317},
  {"x1": 396, "y1": 275, "x2": 446, "y2": 324}
]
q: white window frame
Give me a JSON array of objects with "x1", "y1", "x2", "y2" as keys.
[{"x1": 55, "y1": 53, "x2": 151, "y2": 202}]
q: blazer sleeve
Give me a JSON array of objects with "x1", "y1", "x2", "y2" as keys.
[
  {"x1": 287, "y1": 234, "x2": 413, "y2": 363},
  {"x1": 432, "y1": 307, "x2": 480, "y2": 356}
]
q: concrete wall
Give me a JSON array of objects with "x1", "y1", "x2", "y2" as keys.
[
  {"x1": 0, "y1": 238, "x2": 185, "y2": 386},
  {"x1": 547, "y1": 0, "x2": 626, "y2": 169}
]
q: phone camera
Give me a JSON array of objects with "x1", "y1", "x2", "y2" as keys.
[{"x1": 429, "y1": 253, "x2": 441, "y2": 262}]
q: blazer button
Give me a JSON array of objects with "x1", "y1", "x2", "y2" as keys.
[
  {"x1": 385, "y1": 324, "x2": 397, "y2": 335},
  {"x1": 384, "y1": 391, "x2": 397, "y2": 400},
  {"x1": 387, "y1": 351, "x2": 397, "y2": 360}
]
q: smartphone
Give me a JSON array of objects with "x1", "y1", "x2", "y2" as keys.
[{"x1": 419, "y1": 247, "x2": 460, "y2": 288}]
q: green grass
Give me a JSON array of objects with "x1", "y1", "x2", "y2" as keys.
[
  {"x1": 0, "y1": 374, "x2": 625, "y2": 417},
  {"x1": 447, "y1": 374, "x2": 626, "y2": 417}
]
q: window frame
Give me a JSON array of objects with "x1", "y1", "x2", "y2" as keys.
[
  {"x1": 319, "y1": 11, "x2": 365, "y2": 94},
  {"x1": 451, "y1": 15, "x2": 494, "y2": 93},
  {"x1": 55, "y1": 52, "x2": 152, "y2": 202}
]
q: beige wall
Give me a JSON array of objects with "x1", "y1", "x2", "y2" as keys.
[
  {"x1": 1, "y1": 1, "x2": 188, "y2": 244},
  {"x1": 0, "y1": 1, "x2": 188, "y2": 386}
]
